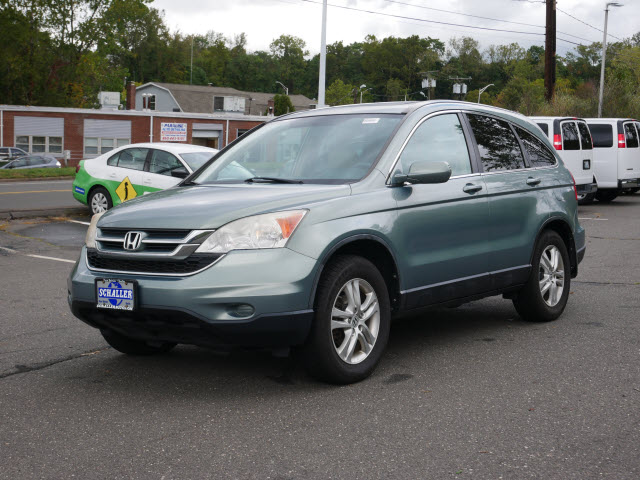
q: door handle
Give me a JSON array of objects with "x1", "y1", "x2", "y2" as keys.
[
  {"x1": 462, "y1": 183, "x2": 483, "y2": 194},
  {"x1": 526, "y1": 177, "x2": 541, "y2": 186}
]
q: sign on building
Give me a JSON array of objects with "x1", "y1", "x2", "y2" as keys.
[{"x1": 160, "y1": 122, "x2": 187, "y2": 142}]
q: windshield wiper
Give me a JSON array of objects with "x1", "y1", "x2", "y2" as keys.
[
  {"x1": 244, "y1": 177, "x2": 303, "y2": 184},
  {"x1": 181, "y1": 180, "x2": 199, "y2": 186}
]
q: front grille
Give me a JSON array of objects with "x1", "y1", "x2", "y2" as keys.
[
  {"x1": 87, "y1": 249, "x2": 222, "y2": 275},
  {"x1": 96, "y1": 228, "x2": 212, "y2": 256}
]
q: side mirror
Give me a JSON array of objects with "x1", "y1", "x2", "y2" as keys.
[
  {"x1": 171, "y1": 167, "x2": 189, "y2": 179},
  {"x1": 392, "y1": 161, "x2": 452, "y2": 186}
]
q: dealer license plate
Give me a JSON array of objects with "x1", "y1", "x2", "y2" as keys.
[{"x1": 96, "y1": 279, "x2": 136, "y2": 311}]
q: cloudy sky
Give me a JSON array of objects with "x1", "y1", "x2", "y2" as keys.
[{"x1": 153, "y1": 0, "x2": 639, "y2": 57}]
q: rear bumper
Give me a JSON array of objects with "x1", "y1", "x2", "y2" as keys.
[{"x1": 576, "y1": 182, "x2": 597, "y2": 195}]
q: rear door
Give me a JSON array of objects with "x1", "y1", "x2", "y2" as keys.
[
  {"x1": 106, "y1": 147, "x2": 148, "y2": 204},
  {"x1": 392, "y1": 112, "x2": 490, "y2": 308},
  {"x1": 588, "y1": 122, "x2": 617, "y2": 188},
  {"x1": 467, "y1": 114, "x2": 548, "y2": 289},
  {"x1": 620, "y1": 121, "x2": 640, "y2": 182},
  {"x1": 142, "y1": 149, "x2": 189, "y2": 192},
  {"x1": 576, "y1": 121, "x2": 594, "y2": 182},
  {"x1": 559, "y1": 120, "x2": 590, "y2": 186}
]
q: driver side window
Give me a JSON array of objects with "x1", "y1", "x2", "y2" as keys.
[
  {"x1": 149, "y1": 150, "x2": 184, "y2": 176},
  {"x1": 399, "y1": 114, "x2": 472, "y2": 176}
]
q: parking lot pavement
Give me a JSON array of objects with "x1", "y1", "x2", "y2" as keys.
[
  {"x1": 0, "y1": 179, "x2": 78, "y2": 213},
  {"x1": 0, "y1": 198, "x2": 639, "y2": 479}
]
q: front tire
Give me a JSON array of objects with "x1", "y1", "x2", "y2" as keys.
[
  {"x1": 101, "y1": 329, "x2": 176, "y2": 355},
  {"x1": 577, "y1": 192, "x2": 595, "y2": 205},
  {"x1": 302, "y1": 255, "x2": 391, "y2": 384},
  {"x1": 513, "y1": 230, "x2": 571, "y2": 322},
  {"x1": 89, "y1": 186, "x2": 113, "y2": 214}
]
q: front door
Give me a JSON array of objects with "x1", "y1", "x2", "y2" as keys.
[
  {"x1": 392, "y1": 112, "x2": 490, "y2": 309},
  {"x1": 142, "y1": 149, "x2": 188, "y2": 192}
]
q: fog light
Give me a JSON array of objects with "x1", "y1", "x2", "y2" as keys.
[{"x1": 227, "y1": 304, "x2": 255, "y2": 318}]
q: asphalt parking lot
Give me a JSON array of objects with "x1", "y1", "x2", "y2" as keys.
[{"x1": 0, "y1": 197, "x2": 639, "y2": 479}]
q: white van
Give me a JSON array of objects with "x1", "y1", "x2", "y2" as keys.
[
  {"x1": 583, "y1": 118, "x2": 640, "y2": 202},
  {"x1": 529, "y1": 117, "x2": 597, "y2": 202}
]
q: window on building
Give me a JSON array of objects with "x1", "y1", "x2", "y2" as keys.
[
  {"x1": 237, "y1": 129, "x2": 249, "y2": 138},
  {"x1": 14, "y1": 135, "x2": 63, "y2": 154},
  {"x1": 467, "y1": 114, "x2": 526, "y2": 171},
  {"x1": 214, "y1": 96, "x2": 225, "y2": 112},
  {"x1": 148, "y1": 95, "x2": 156, "y2": 111},
  {"x1": 85, "y1": 138, "x2": 131, "y2": 155}
]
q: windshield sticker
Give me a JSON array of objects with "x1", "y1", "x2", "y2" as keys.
[{"x1": 362, "y1": 118, "x2": 380, "y2": 124}]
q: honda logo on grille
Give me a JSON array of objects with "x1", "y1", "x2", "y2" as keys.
[{"x1": 123, "y1": 231, "x2": 144, "y2": 251}]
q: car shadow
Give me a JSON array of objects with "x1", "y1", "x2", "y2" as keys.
[{"x1": 65, "y1": 298, "x2": 529, "y2": 396}]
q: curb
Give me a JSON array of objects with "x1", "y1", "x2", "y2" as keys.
[
  {"x1": 0, "y1": 176, "x2": 75, "y2": 183},
  {"x1": 0, "y1": 206, "x2": 88, "y2": 220}
]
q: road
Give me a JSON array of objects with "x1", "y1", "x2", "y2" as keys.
[
  {"x1": 0, "y1": 179, "x2": 78, "y2": 212},
  {"x1": 0, "y1": 197, "x2": 639, "y2": 479}
]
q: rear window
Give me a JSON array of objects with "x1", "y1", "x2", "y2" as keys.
[
  {"x1": 589, "y1": 124, "x2": 613, "y2": 148},
  {"x1": 577, "y1": 122, "x2": 593, "y2": 150},
  {"x1": 537, "y1": 123, "x2": 549, "y2": 136},
  {"x1": 561, "y1": 122, "x2": 580, "y2": 150},
  {"x1": 467, "y1": 114, "x2": 526, "y2": 172},
  {"x1": 624, "y1": 123, "x2": 639, "y2": 148},
  {"x1": 515, "y1": 127, "x2": 556, "y2": 167}
]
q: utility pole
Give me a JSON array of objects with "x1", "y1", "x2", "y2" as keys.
[
  {"x1": 190, "y1": 36, "x2": 194, "y2": 85},
  {"x1": 544, "y1": 0, "x2": 556, "y2": 101},
  {"x1": 317, "y1": 0, "x2": 328, "y2": 108},
  {"x1": 598, "y1": 3, "x2": 623, "y2": 117}
]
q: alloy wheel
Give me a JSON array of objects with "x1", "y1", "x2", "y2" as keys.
[
  {"x1": 538, "y1": 245, "x2": 565, "y2": 307},
  {"x1": 330, "y1": 278, "x2": 380, "y2": 364}
]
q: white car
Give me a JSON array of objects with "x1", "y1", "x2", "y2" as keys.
[
  {"x1": 72, "y1": 143, "x2": 218, "y2": 214},
  {"x1": 529, "y1": 116, "x2": 597, "y2": 203},
  {"x1": 584, "y1": 118, "x2": 640, "y2": 202}
]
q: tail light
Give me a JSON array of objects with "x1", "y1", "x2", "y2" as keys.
[
  {"x1": 553, "y1": 134, "x2": 563, "y2": 150},
  {"x1": 75, "y1": 164, "x2": 81, "y2": 173},
  {"x1": 618, "y1": 133, "x2": 626, "y2": 148},
  {"x1": 569, "y1": 172, "x2": 578, "y2": 201}
]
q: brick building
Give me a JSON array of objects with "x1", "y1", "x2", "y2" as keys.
[{"x1": 0, "y1": 105, "x2": 268, "y2": 167}]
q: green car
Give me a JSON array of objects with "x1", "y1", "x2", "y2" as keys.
[{"x1": 68, "y1": 101, "x2": 585, "y2": 383}]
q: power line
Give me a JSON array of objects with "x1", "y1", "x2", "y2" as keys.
[
  {"x1": 556, "y1": 7, "x2": 622, "y2": 41},
  {"x1": 383, "y1": 0, "x2": 594, "y2": 43},
  {"x1": 297, "y1": 0, "x2": 583, "y2": 46}
]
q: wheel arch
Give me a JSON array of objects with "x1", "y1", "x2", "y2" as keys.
[
  {"x1": 309, "y1": 234, "x2": 401, "y2": 311},
  {"x1": 533, "y1": 217, "x2": 578, "y2": 278}
]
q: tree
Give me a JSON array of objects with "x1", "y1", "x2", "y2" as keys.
[
  {"x1": 325, "y1": 79, "x2": 355, "y2": 106},
  {"x1": 273, "y1": 94, "x2": 294, "y2": 116},
  {"x1": 270, "y1": 35, "x2": 308, "y2": 94}
]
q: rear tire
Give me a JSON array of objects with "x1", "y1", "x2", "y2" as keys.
[
  {"x1": 513, "y1": 230, "x2": 571, "y2": 322},
  {"x1": 577, "y1": 192, "x2": 595, "y2": 205},
  {"x1": 302, "y1": 255, "x2": 391, "y2": 384},
  {"x1": 595, "y1": 189, "x2": 618, "y2": 203},
  {"x1": 101, "y1": 329, "x2": 176, "y2": 355},
  {"x1": 89, "y1": 186, "x2": 113, "y2": 214}
]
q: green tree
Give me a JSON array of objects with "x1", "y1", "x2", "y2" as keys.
[
  {"x1": 325, "y1": 79, "x2": 355, "y2": 106},
  {"x1": 273, "y1": 94, "x2": 295, "y2": 116}
]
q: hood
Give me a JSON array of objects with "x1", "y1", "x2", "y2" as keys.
[{"x1": 98, "y1": 183, "x2": 351, "y2": 229}]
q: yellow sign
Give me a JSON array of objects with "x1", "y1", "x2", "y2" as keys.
[{"x1": 115, "y1": 177, "x2": 137, "y2": 202}]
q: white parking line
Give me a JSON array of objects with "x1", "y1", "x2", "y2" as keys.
[
  {"x1": 579, "y1": 217, "x2": 608, "y2": 221},
  {"x1": 0, "y1": 246, "x2": 76, "y2": 264},
  {"x1": 66, "y1": 219, "x2": 90, "y2": 226}
]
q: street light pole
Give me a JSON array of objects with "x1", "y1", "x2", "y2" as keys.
[
  {"x1": 275, "y1": 81, "x2": 288, "y2": 96},
  {"x1": 318, "y1": 0, "x2": 328, "y2": 108},
  {"x1": 598, "y1": 2, "x2": 622, "y2": 117},
  {"x1": 359, "y1": 84, "x2": 366, "y2": 103},
  {"x1": 478, "y1": 84, "x2": 494, "y2": 104}
]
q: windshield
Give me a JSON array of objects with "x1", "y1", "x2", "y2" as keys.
[
  {"x1": 191, "y1": 114, "x2": 402, "y2": 184},
  {"x1": 180, "y1": 152, "x2": 217, "y2": 171}
]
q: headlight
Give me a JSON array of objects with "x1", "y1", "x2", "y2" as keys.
[
  {"x1": 85, "y1": 212, "x2": 105, "y2": 248},
  {"x1": 195, "y1": 210, "x2": 307, "y2": 254}
]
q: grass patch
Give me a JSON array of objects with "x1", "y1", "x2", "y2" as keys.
[{"x1": 0, "y1": 167, "x2": 76, "y2": 179}]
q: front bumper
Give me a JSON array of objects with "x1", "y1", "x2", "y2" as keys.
[
  {"x1": 619, "y1": 178, "x2": 639, "y2": 189},
  {"x1": 576, "y1": 182, "x2": 597, "y2": 195},
  {"x1": 68, "y1": 246, "x2": 318, "y2": 347}
]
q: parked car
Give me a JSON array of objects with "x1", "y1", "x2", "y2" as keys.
[
  {"x1": 583, "y1": 118, "x2": 640, "y2": 202},
  {"x1": 0, "y1": 154, "x2": 61, "y2": 169},
  {"x1": 72, "y1": 143, "x2": 218, "y2": 214},
  {"x1": 529, "y1": 116, "x2": 597, "y2": 203},
  {"x1": 0, "y1": 146, "x2": 28, "y2": 162},
  {"x1": 68, "y1": 101, "x2": 585, "y2": 384}
]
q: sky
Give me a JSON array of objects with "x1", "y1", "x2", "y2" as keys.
[{"x1": 152, "y1": 0, "x2": 640, "y2": 57}]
